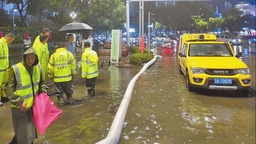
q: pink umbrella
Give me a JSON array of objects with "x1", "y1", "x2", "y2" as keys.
[{"x1": 33, "y1": 92, "x2": 62, "y2": 135}]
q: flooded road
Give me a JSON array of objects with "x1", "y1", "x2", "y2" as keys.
[{"x1": 0, "y1": 45, "x2": 255, "y2": 144}]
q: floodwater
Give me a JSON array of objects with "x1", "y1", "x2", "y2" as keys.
[{"x1": 0, "y1": 44, "x2": 255, "y2": 144}]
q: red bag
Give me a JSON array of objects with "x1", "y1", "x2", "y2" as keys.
[{"x1": 33, "y1": 92, "x2": 62, "y2": 135}]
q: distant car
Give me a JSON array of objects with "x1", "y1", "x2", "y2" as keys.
[
  {"x1": 248, "y1": 37, "x2": 256, "y2": 46},
  {"x1": 216, "y1": 34, "x2": 242, "y2": 45}
]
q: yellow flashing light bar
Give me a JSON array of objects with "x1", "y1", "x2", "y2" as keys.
[{"x1": 184, "y1": 34, "x2": 216, "y2": 41}]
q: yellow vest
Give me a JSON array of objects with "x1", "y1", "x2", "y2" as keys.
[
  {"x1": 12, "y1": 63, "x2": 41, "y2": 108},
  {"x1": 0, "y1": 37, "x2": 9, "y2": 83},
  {"x1": 48, "y1": 48, "x2": 76, "y2": 82},
  {"x1": 81, "y1": 48, "x2": 99, "y2": 79}
]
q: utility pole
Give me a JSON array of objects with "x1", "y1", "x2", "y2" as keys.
[
  {"x1": 128, "y1": 0, "x2": 211, "y2": 49},
  {"x1": 126, "y1": 0, "x2": 131, "y2": 48},
  {"x1": 148, "y1": 12, "x2": 151, "y2": 49}
]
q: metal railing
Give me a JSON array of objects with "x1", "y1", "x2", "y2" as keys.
[{"x1": 96, "y1": 55, "x2": 161, "y2": 144}]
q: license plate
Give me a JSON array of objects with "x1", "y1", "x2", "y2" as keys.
[{"x1": 214, "y1": 78, "x2": 232, "y2": 84}]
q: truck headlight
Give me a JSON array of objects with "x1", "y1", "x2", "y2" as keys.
[
  {"x1": 235, "y1": 68, "x2": 250, "y2": 75},
  {"x1": 190, "y1": 67, "x2": 205, "y2": 74}
]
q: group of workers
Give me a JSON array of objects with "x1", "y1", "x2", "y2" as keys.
[{"x1": 0, "y1": 28, "x2": 99, "y2": 144}]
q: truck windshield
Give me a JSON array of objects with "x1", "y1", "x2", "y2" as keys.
[{"x1": 189, "y1": 44, "x2": 233, "y2": 57}]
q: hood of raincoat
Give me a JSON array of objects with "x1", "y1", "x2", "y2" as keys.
[
  {"x1": 23, "y1": 47, "x2": 39, "y2": 66},
  {"x1": 83, "y1": 48, "x2": 99, "y2": 62}
]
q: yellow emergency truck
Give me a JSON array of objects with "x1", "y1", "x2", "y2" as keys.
[{"x1": 178, "y1": 33, "x2": 251, "y2": 93}]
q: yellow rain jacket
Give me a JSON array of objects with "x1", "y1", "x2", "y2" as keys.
[
  {"x1": 33, "y1": 41, "x2": 49, "y2": 81},
  {"x1": 48, "y1": 48, "x2": 76, "y2": 82},
  {"x1": 33, "y1": 35, "x2": 48, "y2": 49},
  {"x1": 81, "y1": 47, "x2": 99, "y2": 79},
  {"x1": 0, "y1": 37, "x2": 9, "y2": 98}
]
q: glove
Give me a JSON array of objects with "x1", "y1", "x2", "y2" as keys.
[{"x1": 38, "y1": 84, "x2": 47, "y2": 94}]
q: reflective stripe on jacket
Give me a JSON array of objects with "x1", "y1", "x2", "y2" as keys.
[
  {"x1": 12, "y1": 63, "x2": 41, "y2": 108},
  {"x1": 0, "y1": 37, "x2": 9, "y2": 88},
  {"x1": 81, "y1": 48, "x2": 98, "y2": 79},
  {"x1": 48, "y1": 48, "x2": 76, "y2": 82}
]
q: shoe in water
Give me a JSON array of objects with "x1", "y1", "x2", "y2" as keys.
[
  {"x1": 57, "y1": 97, "x2": 65, "y2": 106},
  {"x1": 67, "y1": 98, "x2": 74, "y2": 105},
  {"x1": 88, "y1": 89, "x2": 95, "y2": 97},
  {"x1": 71, "y1": 85, "x2": 75, "y2": 91}
]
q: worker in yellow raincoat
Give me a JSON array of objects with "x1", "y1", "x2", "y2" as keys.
[
  {"x1": 48, "y1": 42, "x2": 76, "y2": 106},
  {"x1": 81, "y1": 42, "x2": 99, "y2": 97},
  {"x1": 0, "y1": 32, "x2": 15, "y2": 106},
  {"x1": 33, "y1": 35, "x2": 49, "y2": 81}
]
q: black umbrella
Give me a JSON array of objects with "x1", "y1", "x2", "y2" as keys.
[{"x1": 58, "y1": 22, "x2": 93, "y2": 32}]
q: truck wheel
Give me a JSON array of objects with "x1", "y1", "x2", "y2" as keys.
[
  {"x1": 186, "y1": 71, "x2": 194, "y2": 92},
  {"x1": 236, "y1": 89, "x2": 249, "y2": 97}
]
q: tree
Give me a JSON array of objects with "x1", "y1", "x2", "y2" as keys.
[
  {"x1": 81, "y1": 0, "x2": 126, "y2": 33},
  {"x1": 5, "y1": 0, "x2": 31, "y2": 27},
  {"x1": 0, "y1": 9, "x2": 12, "y2": 27},
  {"x1": 222, "y1": 8, "x2": 243, "y2": 31},
  {"x1": 208, "y1": 17, "x2": 224, "y2": 31},
  {"x1": 27, "y1": 0, "x2": 52, "y2": 25},
  {"x1": 150, "y1": 1, "x2": 214, "y2": 32},
  {"x1": 240, "y1": 14, "x2": 255, "y2": 28},
  {"x1": 48, "y1": 11, "x2": 72, "y2": 28},
  {"x1": 191, "y1": 15, "x2": 209, "y2": 32},
  {"x1": 50, "y1": 0, "x2": 126, "y2": 34}
]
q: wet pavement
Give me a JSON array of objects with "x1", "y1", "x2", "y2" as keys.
[{"x1": 0, "y1": 44, "x2": 255, "y2": 144}]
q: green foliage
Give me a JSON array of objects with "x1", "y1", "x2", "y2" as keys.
[
  {"x1": 130, "y1": 53, "x2": 154, "y2": 66},
  {"x1": 0, "y1": 27, "x2": 64, "y2": 43},
  {"x1": 150, "y1": 1, "x2": 214, "y2": 31},
  {"x1": 48, "y1": 12, "x2": 72, "y2": 28},
  {"x1": 129, "y1": 47, "x2": 153, "y2": 66},
  {"x1": 5, "y1": 0, "x2": 31, "y2": 27},
  {"x1": 222, "y1": 8, "x2": 243, "y2": 31},
  {"x1": 191, "y1": 15, "x2": 209, "y2": 32},
  {"x1": 130, "y1": 46, "x2": 141, "y2": 53},
  {"x1": 130, "y1": 46, "x2": 150, "y2": 54},
  {"x1": 208, "y1": 17, "x2": 224, "y2": 30},
  {"x1": 50, "y1": 0, "x2": 126, "y2": 32},
  {"x1": 0, "y1": 27, "x2": 37, "y2": 43},
  {"x1": 0, "y1": 10, "x2": 12, "y2": 27},
  {"x1": 88, "y1": 0, "x2": 126, "y2": 31}
]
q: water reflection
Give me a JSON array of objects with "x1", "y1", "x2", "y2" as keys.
[
  {"x1": 109, "y1": 66, "x2": 120, "y2": 96},
  {"x1": 120, "y1": 49, "x2": 255, "y2": 144}
]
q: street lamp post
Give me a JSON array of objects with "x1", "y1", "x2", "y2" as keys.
[
  {"x1": 70, "y1": 11, "x2": 77, "y2": 22},
  {"x1": 13, "y1": 9, "x2": 17, "y2": 27},
  {"x1": 148, "y1": 12, "x2": 151, "y2": 49}
]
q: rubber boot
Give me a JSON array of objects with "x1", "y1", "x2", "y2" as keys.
[
  {"x1": 57, "y1": 97, "x2": 64, "y2": 106},
  {"x1": 87, "y1": 88, "x2": 95, "y2": 97},
  {"x1": 67, "y1": 97, "x2": 74, "y2": 105}
]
